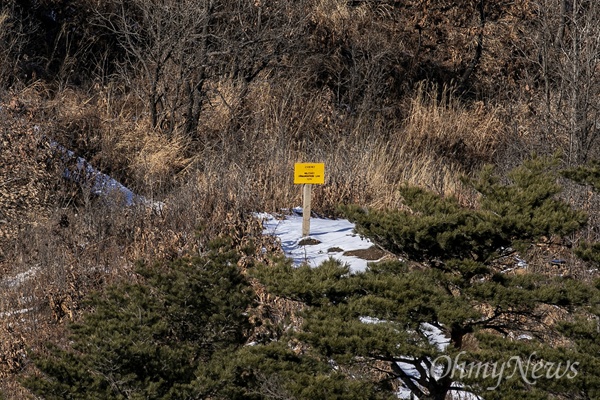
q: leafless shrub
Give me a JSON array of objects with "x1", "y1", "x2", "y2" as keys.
[
  {"x1": 8, "y1": 1, "x2": 600, "y2": 396},
  {"x1": 521, "y1": 0, "x2": 600, "y2": 164}
]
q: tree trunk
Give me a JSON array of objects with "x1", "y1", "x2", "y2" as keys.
[
  {"x1": 458, "y1": 0, "x2": 485, "y2": 94},
  {"x1": 555, "y1": 0, "x2": 567, "y2": 47}
]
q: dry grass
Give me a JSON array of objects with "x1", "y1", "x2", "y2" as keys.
[
  {"x1": 184, "y1": 78, "x2": 487, "y2": 218},
  {"x1": 115, "y1": 122, "x2": 192, "y2": 195},
  {"x1": 1, "y1": 1, "x2": 598, "y2": 397},
  {"x1": 0, "y1": 43, "x2": 551, "y2": 400},
  {"x1": 0, "y1": 10, "x2": 18, "y2": 83},
  {"x1": 311, "y1": 0, "x2": 353, "y2": 29},
  {"x1": 400, "y1": 83, "x2": 505, "y2": 169}
]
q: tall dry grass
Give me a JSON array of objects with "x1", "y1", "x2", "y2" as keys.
[
  {"x1": 181, "y1": 79, "x2": 503, "y2": 216},
  {"x1": 0, "y1": 70, "x2": 512, "y2": 397},
  {"x1": 0, "y1": 9, "x2": 21, "y2": 85},
  {"x1": 401, "y1": 83, "x2": 505, "y2": 169},
  {"x1": 0, "y1": 0, "x2": 594, "y2": 396}
]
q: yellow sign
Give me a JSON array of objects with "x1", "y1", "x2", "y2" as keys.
[{"x1": 294, "y1": 163, "x2": 325, "y2": 184}]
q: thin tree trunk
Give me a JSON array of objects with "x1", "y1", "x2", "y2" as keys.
[
  {"x1": 555, "y1": 0, "x2": 567, "y2": 47},
  {"x1": 459, "y1": 0, "x2": 485, "y2": 94},
  {"x1": 569, "y1": 0, "x2": 579, "y2": 165}
]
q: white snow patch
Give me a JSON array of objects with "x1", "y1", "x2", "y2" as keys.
[
  {"x1": 0, "y1": 308, "x2": 33, "y2": 318},
  {"x1": 517, "y1": 334, "x2": 534, "y2": 340},
  {"x1": 515, "y1": 256, "x2": 528, "y2": 268},
  {"x1": 49, "y1": 139, "x2": 164, "y2": 212},
  {"x1": 258, "y1": 209, "x2": 380, "y2": 273},
  {"x1": 396, "y1": 386, "x2": 414, "y2": 399},
  {"x1": 421, "y1": 323, "x2": 451, "y2": 352},
  {"x1": 359, "y1": 316, "x2": 385, "y2": 324},
  {"x1": 448, "y1": 386, "x2": 484, "y2": 399},
  {"x1": 3, "y1": 266, "x2": 40, "y2": 288}
]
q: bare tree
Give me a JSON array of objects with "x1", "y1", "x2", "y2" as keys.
[
  {"x1": 0, "y1": 3, "x2": 35, "y2": 86},
  {"x1": 95, "y1": 0, "x2": 305, "y2": 137},
  {"x1": 96, "y1": 0, "x2": 215, "y2": 134},
  {"x1": 534, "y1": 0, "x2": 600, "y2": 164}
]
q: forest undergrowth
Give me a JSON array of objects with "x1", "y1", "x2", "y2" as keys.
[{"x1": 2, "y1": 0, "x2": 600, "y2": 398}]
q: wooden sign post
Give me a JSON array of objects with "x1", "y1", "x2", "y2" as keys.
[
  {"x1": 294, "y1": 163, "x2": 325, "y2": 237},
  {"x1": 302, "y1": 183, "x2": 312, "y2": 237}
]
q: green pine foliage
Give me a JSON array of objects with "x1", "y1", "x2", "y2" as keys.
[
  {"x1": 340, "y1": 188, "x2": 501, "y2": 262},
  {"x1": 342, "y1": 156, "x2": 587, "y2": 263},
  {"x1": 553, "y1": 153, "x2": 600, "y2": 397},
  {"x1": 562, "y1": 160, "x2": 600, "y2": 268},
  {"x1": 562, "y1": 160, "x2": 600, "y2": 191},
  {"x1": 473, "y1": 157, "x2": 587, "y2": 240},
  {"x1": 574, "y1": 241, "x2": 600, "y2": 264},
  {"x1": 230, "y1": 342, "x2": 394, "y2": 400},
  {"x1": 24, "y1": 241, "x2": 255, "y2": 399},
  {"x1": 555, "y1": 309, "x2": 600, "y2": 399},
  {"x1": 460, "y1": 333, "x2": 580, "y2": 400},
  {"x1": 254, "y1": 157, "x2": 599, "y2": 399},
  {"x1": 255, "y1": 258, "x2": 598, "y2": 399},
  {"x1": 24, "y1": 242, "x2": 386, "y2": 400}
]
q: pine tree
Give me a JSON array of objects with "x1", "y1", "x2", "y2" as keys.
[
  {"x1": 563, "y1": 160, "x2": 600, "y2": 264},
  {"x1": 562, "y1": 160, "x2": 600, "y2": 191},
  {"x1": 228, "y1": 341, "x2": 394, "y2": 400},
  {"x1": 24, "y1": 239, "x2": 256, "y2": 399},
  {"x1": 556, "y1": 160, "x2": 600, "y2": 399},
  {"x1": 24, "y1": 238, "x2": 386, "y2": 400},
  {"x1": 255, "y1": 157, "x2": 599, "y2": 399}
]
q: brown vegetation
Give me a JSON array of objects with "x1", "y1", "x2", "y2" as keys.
[{"x1": 1, "y1": 0, "x2": 600, "y2": 397}]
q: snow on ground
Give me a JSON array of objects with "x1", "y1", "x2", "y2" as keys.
[
  {"x1": 43, "y1": 133, "x2": 163, "y2": 212},
  {"x1": 258, "y1": 208, "x2": 383, "y2": 273},
  {"x1": 0, "y1": 307, "x2": 34, "y2": 318},
  {"x1": 2, "y1": 266, "x2": 39, "y2": 288},
  {"x1": 259, "y1": 209, "x2": 481, "y2": 400},
  {"x1": 421, "y1": 322, "x2": 451, "y2": 352}
]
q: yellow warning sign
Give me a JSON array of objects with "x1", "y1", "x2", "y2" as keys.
[{"x1": 294, "y1": 163, "x2": 325, "y2": 184}]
